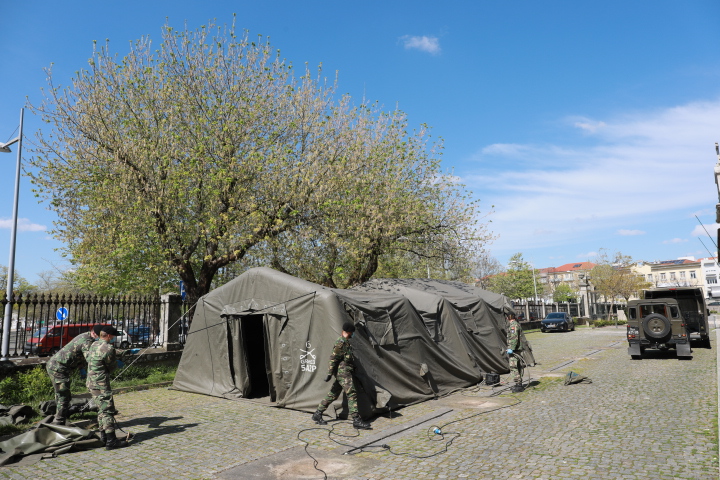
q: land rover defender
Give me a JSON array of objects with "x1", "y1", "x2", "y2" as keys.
[
  {"x1": 626, "y1": 287, "x2": 711, "y2": 360},
  {"x1": 626, "y1": 298, "x2": 691, "y2": 359},
  {"x1": 644, "y1": 287, "x2": 711, "y2": 349}
]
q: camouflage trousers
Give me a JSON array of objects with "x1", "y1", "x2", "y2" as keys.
[
  {"x1": 316, "y1": 371, "x2": 358, "y2": 419},
  {"x1": 46, "y1": 366, "x2": 71, "y2": 422},
  {"x1": 89, "y1": 382, "x2": 118, "y2": 433},
  {"x1": 509, "y1": 354, "x2": 524, "y2": 385}
]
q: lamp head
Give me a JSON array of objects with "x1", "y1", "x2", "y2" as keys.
[{"x1": 0, "y1": 136, "x2": 19, "y2": 153}]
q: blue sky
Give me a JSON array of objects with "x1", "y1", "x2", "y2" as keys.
[{"x1": 2, "y1": 1, "x2": 720, "y2": 283}]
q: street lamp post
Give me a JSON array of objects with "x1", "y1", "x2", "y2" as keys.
[
  {"x1": 714, "y1": 143, "x2": 720, "y2": 260},
  {"x1": 1, "y1": 108, "x2": 24, "y2": 361}
]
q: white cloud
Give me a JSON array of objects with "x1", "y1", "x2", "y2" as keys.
[
  {"x1": 0, "y1": 218, "x2": 46, "y2": 232},
  {"x1": 400, "y1": 35, "x2": 441, "y2": 55},
  {"x1": 465, "y1": 98, "x2": 720, "y2": 255},
  {"x1": 617, "y1": 229, "x2": 645, "y2": 236},
  {"x1": 578, "y1": 251, "x2": 598, "y2": 258},
  {"x1": 572, "y1": 119, "x2": 607, "y2": 133},
  {"x1": 663, "y1": 238, "x2": 688, "y2": 244},
  {"x1": 691, "y1": 223, "x2": 719, "y2": 237}
]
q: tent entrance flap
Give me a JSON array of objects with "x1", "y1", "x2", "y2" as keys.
[{"x1": 241, "y1": 314, "x2": 271, "y2": 398}]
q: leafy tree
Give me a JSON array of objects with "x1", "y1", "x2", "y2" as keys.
[
  {"x1": 0, "y1": 265, "x2": 36, "y2": 296},
  {"x1": 552, "y1": 283, "x2": 576, "y2": 303},
  {"x1": 487, "y1": 253, "x2": 539, "y2": 300},
  {"x1": 472, "y1": 252, "x2": 504, "y2": 290},
  {"x1": 590, "y1": 249, "x2": 643, "y2": 320},
  {"x1": 28, "y1": 19, "x2": 491, "y2": 299}
]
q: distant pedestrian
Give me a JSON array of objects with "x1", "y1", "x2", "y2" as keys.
[
  {"x1": 311, "y1": 322, "x2": 372, "y2": 430},
  {"x1": 86, "y1": 325, "x2": 131, "y2": 449},
  {"x1": 506, "y1": 313, "x2": 525, "y2": 392},
  {"x1": 45, "y1": 325, "x2": 101, "y2": 425}
]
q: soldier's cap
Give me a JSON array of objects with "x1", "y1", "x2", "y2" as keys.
[
  {"x1": 92, "y1": 324, "x2": 104, "y2": 335},
  {"x1": 342, "y1": 322, "x2": 356, "y2": 333},
  {"x1": 99, "y1": 325, "x2": 120, "y2": 336}
]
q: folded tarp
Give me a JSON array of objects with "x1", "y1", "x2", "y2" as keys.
[
  {"x1": 0, "y1": 421, "x2": 103, "y2": 466},
  {"x1": 0, "y1": 405, "x2": 35, "y2": 427}
]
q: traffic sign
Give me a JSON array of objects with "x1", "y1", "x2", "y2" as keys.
[
  {"x1": 180, "y1": 281, "x2": 186, "y2": 301},
  {"x1": 56, "y1": 307, "x2": 69, "y2": 321}
]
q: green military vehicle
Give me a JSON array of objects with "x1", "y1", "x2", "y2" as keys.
[{"x1": 626, "y1": 287, "x2": 711, "y2": 360}]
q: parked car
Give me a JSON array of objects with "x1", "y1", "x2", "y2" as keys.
[
  {"x1": 541, "y1": 312, "x2": 575, "y2": 332},
  {"x1": 517, "y1": 312, "x2": 538, "y2": 322},
  {"x1": 114, "y1": 326, "x2": 151, "y2": 349},
  {"x1": 25, "y1": 323, "x2": 112, "y2": 356}
]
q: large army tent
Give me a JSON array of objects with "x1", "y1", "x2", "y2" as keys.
[
  {"x1": 173, "y1": 267, "x2": 484, "y2": 418},
  {"x1": 354, "y1": 278, "x2": 536, "y2": 371}
]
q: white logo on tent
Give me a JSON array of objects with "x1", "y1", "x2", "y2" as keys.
[{"x1": 301, "y1": 343, "x2": 317, "y2": 372}]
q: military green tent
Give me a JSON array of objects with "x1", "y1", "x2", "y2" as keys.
[
  {"x1": 354, "y1": 278, "x2": 536, "y2": 371},
  {"x1": 173, "y1": 268, "x2": 484, "y2": 418}
]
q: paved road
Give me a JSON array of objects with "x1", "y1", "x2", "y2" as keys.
[{"x1": 0, "y1": 326, "x2": 717, "y2": 479}]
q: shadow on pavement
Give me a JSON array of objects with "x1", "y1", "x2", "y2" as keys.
[{"x1": 118, "y1": 415, "x2": 199, "y2": 442}]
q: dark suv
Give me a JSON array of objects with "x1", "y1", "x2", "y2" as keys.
[
  {"x1": 626, "y1": 298, "x2": 691, "y2": 359},
  {"x1": 540, "y1": 312, "x2": 575, "y2": 332}
]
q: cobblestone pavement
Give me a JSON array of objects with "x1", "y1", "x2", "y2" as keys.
[{"x1": 0, "y1": 326, "x2": 717, "y2": 479}]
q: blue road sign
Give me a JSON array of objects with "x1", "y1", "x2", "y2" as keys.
[
  {"x1": 180, "y1": 281, "x2": 186, "y2": 301},
  {"x1": 56, "y1": 307, "x2": 69, "y2": 321}
]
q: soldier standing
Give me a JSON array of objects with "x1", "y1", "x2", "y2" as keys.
[
  {"x1": 86, "y1": 325, "x2": 131, "y2": 449},
  {"x1": 506, "y1": 313, "x2": 525, "y2": 392},
  {"x1": 311, "y1": 322, "x2": 371, "y2": 430},
  {"x1": 45, "y1": 324, "x2": 100, "y2": 425}
]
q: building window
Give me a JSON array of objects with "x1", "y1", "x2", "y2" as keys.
[
  {"x1": 707, "y1": 275, "x2": 718, "y2": 285},
  {"x1": 564, "y1": 273, "x2": 572, "y2": 281},
  {"x1": 680, "y1": 271, "x2": 686, "y2": 279},
  {"x1": 647, "y1": 274, "x2": 653, "y2": 281},
  {"x1": 670, "y1": 272, "x2": 676, "y2": 280},
  {"x1": 690, "y1": 271, "x2": 697, "y2": 279},
  {"x1": 660, "y1": 273, "x2": 667, "y2": 281}
]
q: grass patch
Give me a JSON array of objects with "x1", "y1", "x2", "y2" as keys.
[{"x1": 0, "y1": 363, "x2": 177, "y2": 438}]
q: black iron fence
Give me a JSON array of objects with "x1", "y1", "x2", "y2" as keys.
[{"x1": 0, "y1": 293, "x2": 161, "y2": 357}]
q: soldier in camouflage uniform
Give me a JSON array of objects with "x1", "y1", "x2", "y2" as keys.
[
  {"x1": 506, "y1": 313, "x2": 525, "y2": 392},
  {"x1": 312, "y1": 322, "x2": 371, "y2": 430},
  {"x1": 86, "y1": 325, "x2": 130, "y2": 449},
  {"x1": 45, "y1": 324, "x2": 100, "y2": 425}
]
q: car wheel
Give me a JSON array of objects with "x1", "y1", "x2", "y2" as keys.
[{"x1": 120, "y1": 341, "x2": 130, "y2": 349}]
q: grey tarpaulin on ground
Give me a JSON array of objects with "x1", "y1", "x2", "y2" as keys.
[
  {"x1": 0, "y1": 422, "x2": 103, "y2": 466},
  {"x1": 564, "y1": 371, "x2": 592, "y2": 385},
  {"x1": 173, "y1": 267, "x2": 530, "y2": 418},
  {"x1": 0, "y1": 405, "x2": 35, "y2": 427}
]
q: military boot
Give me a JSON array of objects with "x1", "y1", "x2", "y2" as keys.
[
  {"x1": 51, "y1": 406, "x2": 67, "y2": 425},
  {"x1": 511, "y1": 384, "x2": 525, "y2": 393},
  {"x1": 352, "y1": 417, "x2": 372, "y2": 430},
  {"x1": 98, "y1": 430, "x2": 107, "y2": 445},
  {"x1": 312, "y1": 410, "x2": 327, "y2": 425},
  {"x1": 105, "y1": 433, "x2": 131, "y2": 450},
  {"x1": 51, "y1": 415, "x2": 66, "y2": 426}
]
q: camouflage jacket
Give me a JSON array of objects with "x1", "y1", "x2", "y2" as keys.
[
  {"x1": 85, "y1": 338, "x2": 117, "y2": 389},
  {"x1": 507, "y1": 318, "x2": 523, "y2": 351},
  {"x1": 327, "y1": 336, "x2": 354, "y2": 376},
  {"x1": 46, "y1": 331, "x2": 96, "y2": 374}
]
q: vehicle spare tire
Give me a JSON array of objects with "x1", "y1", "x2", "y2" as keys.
[{"x1": 642, "y1": 313, "x2": 672, "y2": 340}]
